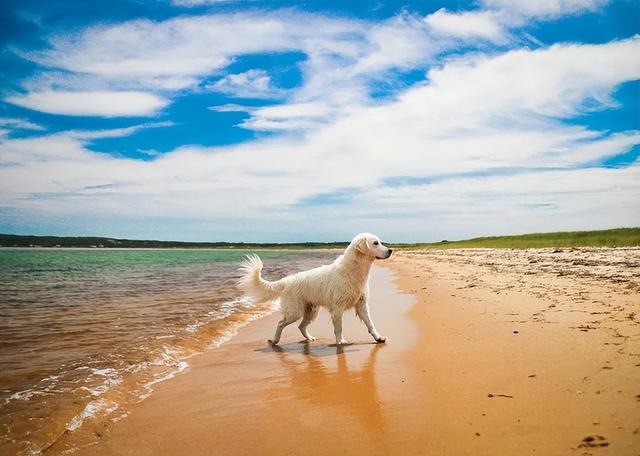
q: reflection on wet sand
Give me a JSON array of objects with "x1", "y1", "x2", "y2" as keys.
[
  {"x1": 264, "y1": 341, "x2": 387, "y2": 435},
  {"x1": 43, "y1": 267, "x2": 416, "y2": 456}
]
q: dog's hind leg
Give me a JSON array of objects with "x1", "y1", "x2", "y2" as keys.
[
  {"x1": 298, "y1": 303, "x2": 319, "y2": 341},
  {"x1": 269, "y1": 296, "x2": 301, "y2": 345},
  {"x1": 269, "y1": 316, "x2": 297, "y2": 345}
]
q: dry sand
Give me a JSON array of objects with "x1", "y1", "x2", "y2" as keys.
[{"x1": 47, "y1": 248, "x2": 640, "y2": 456}]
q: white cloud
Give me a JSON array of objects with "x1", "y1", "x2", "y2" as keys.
[
  {"x1": 68, "y1": 121, "x2": 175, "y2": 139},
  {"x1": 3, "y1": 1, "x2": 639, "y2": 240},
  {"x1": 2, "y1": 37, "x2": 639, "y2": 239},
  {"x1": 172, "y1": 0, "x2": 232, "y2": 6},
  {"x1": 210, "y1": 102, "x2": 335, "y2": 130},
  {"x1": 351, "y1": 13, "x2": 437, "y2": 74},
  {"x1": 419, "y1": 36, "x2": 640, "y2": 121},
  {"x1": 22, "y1": 13, "x2": 346, "y2": 91},
  {"x1": 0, "y1": 118, "x2": 45, "y2": 131},
  {"x1": 422, "y1": 0, "x2": 610, "y2": 47},
  {"x1": 12, "y1": 11, "x2": 463, "y2": 122},
  {"x1": 10, "y1": 3, "x2": 618, "y2": 125},
  {"x1": 483, "y1": 0, "x2": 609, "y2": 19},
  {"x1": 208, "y1": 69, "x2": 284, "y2": 99},
  {"x1": 5, "y1": 91, "x2": 168, "y2": 117},
  {"x1": 424, "y1": 8, "x2": 505, "y2": 41},
  {"x1": 0, "y1": 121, "x2": 174, "y2": 166},
  {"x1": 345, "y1": 164, "x2": 640, "y2": 241},
  {"x1": 209, "y1": 104, "x2": 251, "y2": 112}
]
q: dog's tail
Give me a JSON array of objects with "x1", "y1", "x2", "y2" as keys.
[{"x1": 237, "y1": 254, "x2": 285, "y2": 302}]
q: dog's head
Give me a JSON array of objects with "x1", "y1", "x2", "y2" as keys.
[{"x1": 349, "y1": 233, "x2": 392, "y2": 260}]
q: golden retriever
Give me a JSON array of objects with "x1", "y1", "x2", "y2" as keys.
[{"x1": 237, "y1": 233, "x2": 392, "y2": 345}]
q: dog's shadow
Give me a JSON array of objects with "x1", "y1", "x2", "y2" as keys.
[{"x1": 255, "y1": 340, "x2": 387, "y2": 433}]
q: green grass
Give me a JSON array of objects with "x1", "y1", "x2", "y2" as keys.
[{"x1": 392, "y1": 228, "x2": 640, "y2": 250}]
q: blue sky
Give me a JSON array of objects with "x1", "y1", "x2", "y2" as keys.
[{"x1": 0, "y1": 0, "x2": 638, "y2": 242}]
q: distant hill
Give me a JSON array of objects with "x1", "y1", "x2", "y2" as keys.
[
  {"x1": 1, "y1": 228, "x2": 638, "y2": 250},
  {"x1": 394, "y1": 227, "x2": 640, "y2": 249},
  {"x1": 0, "y1": 234, "x2": 348, "y2": 249}
]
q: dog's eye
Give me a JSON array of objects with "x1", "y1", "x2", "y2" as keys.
[{"x1": 373, "y1": 241, "x2": 379, "y2": 245}]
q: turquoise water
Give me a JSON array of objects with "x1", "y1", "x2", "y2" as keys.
[{"x1": 0, "y1": 248, "x2": 336, "y2": 455}]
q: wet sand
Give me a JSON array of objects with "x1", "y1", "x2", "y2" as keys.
[{"x1": 47, "y1": 249, "x2": 640, "y2": 455}]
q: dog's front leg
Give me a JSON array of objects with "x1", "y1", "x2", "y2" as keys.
[
  {"x1": 356, "y1": 299, "x2": 386, "y2": 343},
  {"x1": 331, "y1": 311, "x2": 348, "y2": 345}
]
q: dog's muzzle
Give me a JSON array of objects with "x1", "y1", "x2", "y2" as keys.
[{"x1": 376, "y1": 249, "x2": 393, "y2": 260}]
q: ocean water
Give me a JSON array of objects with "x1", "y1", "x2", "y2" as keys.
[{"x1": 0, "y1": 248, "x2": 337, "y2": 455}]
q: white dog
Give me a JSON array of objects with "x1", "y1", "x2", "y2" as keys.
[{"x1": 237, "y1": 233, "x2": 392, "y2": 345}]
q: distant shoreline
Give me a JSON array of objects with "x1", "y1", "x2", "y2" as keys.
[
  {"x1": 1, "y1": 227, "x2": 638, "y2": 250},
  {"x1": 0, "y1": 234, "x2": 349, "y2": 250},
  {"x1": 0, "y1": 246, "x2": 343, "y2": 252}
]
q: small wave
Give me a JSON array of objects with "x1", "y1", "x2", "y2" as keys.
[
  {"x1": 138, "y1": 361, "x2": 190, "y2": 401},
  {"x1": 185, "y1": 296, "x2": 253, "y2": 334},
  {"x1": 6, "y1": 389, "x2": 52, "y2": 403},
  {"x1": 209, "y1": 298, "x2": 280, "y2": 349},
  {"x1": 56, "y1": 295, "x2": 271, "y2": 437},
  {"x1": 2, "y1": 295, "x2": 281, "y2": 456},
  {"x1": 72, "y1": 367, "x2": 122, "y2": 399},
  {"x1": 5, "y1": 372, "x2": 66, "y2": 404},
  {"x1": 66, "y1": 398, "x2": 119, "y2": 432}
]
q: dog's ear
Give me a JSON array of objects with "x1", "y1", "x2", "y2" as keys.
[{"x1": 355, "y1": 237, "x2": 370, "y2": 254}]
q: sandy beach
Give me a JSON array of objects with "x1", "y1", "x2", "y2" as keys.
[{"x1": 46, "y1": 248, "x2": 640, "y2": 456}]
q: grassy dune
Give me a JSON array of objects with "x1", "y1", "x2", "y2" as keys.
[{"x1": 393, "y1": 228, "x2": 640, "y2": 250}]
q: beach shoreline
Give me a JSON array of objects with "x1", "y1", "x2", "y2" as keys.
[
  {"x1": 45, "y1": 248, "x2": 639, "y2": 455},
  {"x1": 0, "y1": 249, "x2": 338, "y2": 456}
]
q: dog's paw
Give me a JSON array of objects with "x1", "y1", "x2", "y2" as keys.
[
  {"x1": 336, "y1": 339, "x2": 349, "y2": 345},
  {"x1": 268, "y1": 339, "x2": 279, "y2": 346},
  {"x1": 306, "y1": 336, "x2": 318, "y2": 341},
  {"x1": 375, "y1": 336, "x2": 387, "y2": 344}
]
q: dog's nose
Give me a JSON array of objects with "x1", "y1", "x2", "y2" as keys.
[{"x1": 388, "y1": 249, "x2": 393, "y2": 255}]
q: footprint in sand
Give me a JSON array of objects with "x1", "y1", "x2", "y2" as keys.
[{"x1": 578, "y1": 435, "x2": 609, "y2": 448}]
